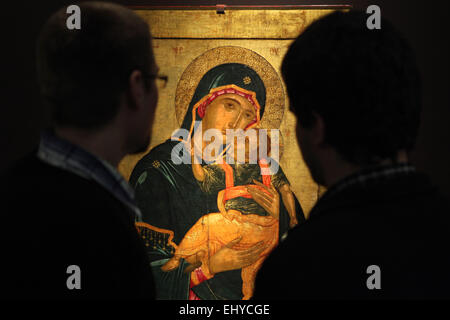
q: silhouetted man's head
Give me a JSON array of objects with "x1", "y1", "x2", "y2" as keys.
[
  {"x1": 37, "y1": 2, "x2": 158, "y2": 154},
  {"x1": 282, "y1": 11, "x2": 421, "y2": 185}
]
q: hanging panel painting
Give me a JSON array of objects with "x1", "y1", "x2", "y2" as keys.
[{"x1": 118, "y1": 6, "x2": 348, "y2": 300}]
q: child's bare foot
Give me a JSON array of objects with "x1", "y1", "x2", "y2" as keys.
[
  {"x1": 161, "y1": 257, "x2": 181, "y2": 272},
  {"x1": 289, "y1": 217, "x2": 299, "y2": 228}
]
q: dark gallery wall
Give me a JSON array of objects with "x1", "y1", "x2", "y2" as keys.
[{"x1": 1, "y1": 0, "x2": 449, "y2": 199}]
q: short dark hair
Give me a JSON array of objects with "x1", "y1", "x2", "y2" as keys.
[
  {"x1": 282, "y1": 11, "x2": 421, "y2": 165},
  {"x1": 37, "y1": 2, "x2": 153, "y2": 129}
]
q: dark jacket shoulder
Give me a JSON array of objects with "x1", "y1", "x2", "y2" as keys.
[
  {"x1": 254, "y1": 172, "x2": 450, "y2": 299},
  {"x1": 1, "y1": 153, "x2": 155, "y2": 299}
]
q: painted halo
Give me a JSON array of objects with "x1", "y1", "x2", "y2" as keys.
[{"x1": 175, "y1": 46, "x2": 285, "y2": 130}]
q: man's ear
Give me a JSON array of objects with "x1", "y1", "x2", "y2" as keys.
[
  {"x1": 127, "y1": 70, "x2": 146, "y2": 110},
  {"x1": 309, "y1": 111, "x2": 326, "y2": 147}
]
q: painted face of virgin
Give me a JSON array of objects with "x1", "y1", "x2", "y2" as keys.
[{"x1": 201, "y1": 93, "x2": 257, "y2": 136}]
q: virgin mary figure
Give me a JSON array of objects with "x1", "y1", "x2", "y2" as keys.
[{"x1": 130, "y1": 60, "x2": 305, "y2": 300}]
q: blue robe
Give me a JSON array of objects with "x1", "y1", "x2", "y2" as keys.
[{"x1": 129, "y1": 140, "x2": 305, "y2": 299}]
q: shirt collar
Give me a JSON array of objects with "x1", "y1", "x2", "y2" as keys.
[{"x1": 37, "y1": 130, "x2": 142, "y2": 221}]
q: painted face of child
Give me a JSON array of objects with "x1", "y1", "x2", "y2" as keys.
[{"x1": 231, "y1": 129, "x2": 272, "y2": 164}]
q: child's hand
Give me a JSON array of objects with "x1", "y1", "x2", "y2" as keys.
[{"x1": 247, "y1": 180, "x2": 280, "y2": 220}]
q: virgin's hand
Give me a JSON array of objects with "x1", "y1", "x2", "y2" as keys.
[
  {"x1": 247, "y1": 180, "x2": 280, "y2": 220},
  {"x1": 209, "y1": 237, "x2": 266, "y2": 274}
]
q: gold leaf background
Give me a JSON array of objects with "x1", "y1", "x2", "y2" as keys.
[{"x1": 119, "y1": 8, "x2": 339, "y2": 216}]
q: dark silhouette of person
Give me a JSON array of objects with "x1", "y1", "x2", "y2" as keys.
[
  {"x1": 253, "y1": 10, "x2": 450, "y2": 299},
  {"x1": 1, "y1": 2, "x2": 159, "y2": 299}
]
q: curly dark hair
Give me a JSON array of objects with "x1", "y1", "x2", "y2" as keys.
[
  {"x1": 37, "y1": 2, "x2": 153, "y2": 129},
  {"x1": 282, "y1": 10, "x2": 421, "y2": 165}
]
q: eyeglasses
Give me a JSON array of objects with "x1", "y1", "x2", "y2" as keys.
[{"x1": 145, "y1": 73, "x2": 168, "y2": 89}]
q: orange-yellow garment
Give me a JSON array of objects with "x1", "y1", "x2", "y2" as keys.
[
  {"x1": 162, "y1": 160, "x2": 279, "y2": 300},
  {"x1": 162, "y1": 209, "x2": 278, "y2": 300}
]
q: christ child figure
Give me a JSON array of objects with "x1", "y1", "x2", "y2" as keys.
[{"x1": 161, "y1": 131, "x2": 298, "y2": 299}]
